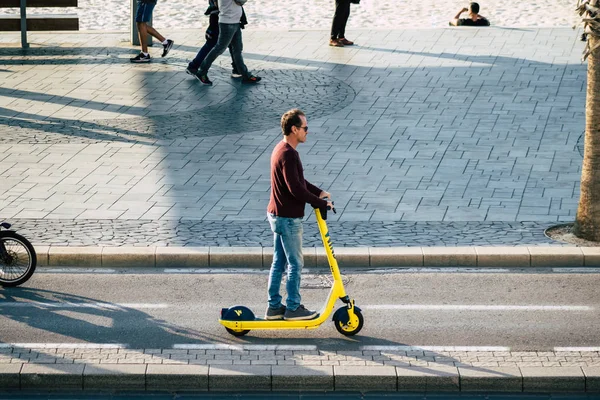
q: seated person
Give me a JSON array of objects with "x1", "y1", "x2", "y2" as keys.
[{"x1": 449, "y1": 2, "x2": 490, "y2": 26}]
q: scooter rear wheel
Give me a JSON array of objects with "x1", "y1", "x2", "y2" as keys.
[
  {"x1": 334, "y1": 309, "x2": 364, "y2": 336},
  {"x1": 225, "y1": 327, "x2": 250, "y2": 337},
  {"x1": 221, "y1": 306, "x2": 254, "y2": 337}
]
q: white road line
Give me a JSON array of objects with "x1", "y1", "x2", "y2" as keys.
[
  {"x1": 554, "y1": 347, "x2": 600, "y2": 352},
  {"x1": 39, "y1": 268, "x2": 117, "y2": 273},
  {"x1": 0, "y1": 302, "x2": 168, "y2": 309},
  {"x1": 360, "y1": 346, "x2": 511, "y2": 352},
  {"x1": 173, "y1": 344, "x2": 317, "y2": 351},
  {"x1": 164, "y1": 269, "x2": 267, "y2": 274},
  {"x1": 552, "y1": 268, "x2": 600, "y2": 273},
  {"x1": 363, "y1": 268, "x2": 511, "y2": 273},
  {"x1": 0, "y1": 343, "x2": 127, "y2": 349},
  {"x1": 362, "y1": 305, "x2": 593, "y2": 311}
]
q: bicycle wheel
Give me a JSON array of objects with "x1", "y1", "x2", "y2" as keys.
[{"x1": 0, "y1": 232, "x2": 37, "y2": 287}]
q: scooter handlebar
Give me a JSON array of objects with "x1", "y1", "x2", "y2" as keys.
[{"x1": 314, "y1": 199, "x2": 336, "y2": 220}]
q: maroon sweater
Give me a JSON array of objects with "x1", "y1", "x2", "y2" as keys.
[{"x1": 267, "y1": 141, "x2": 327, "y2": 218}]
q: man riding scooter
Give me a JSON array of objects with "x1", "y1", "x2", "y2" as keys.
[{"x1": 265, "y1": 109, "x2": 334, "y2": 321}]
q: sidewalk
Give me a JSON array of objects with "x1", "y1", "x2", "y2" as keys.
[
  {"x1": 0, "y1": 28, "x2": 588, "y2": 247},
  {"x1": 1, "y1": 345, "x2": 599, "y2": 392}
]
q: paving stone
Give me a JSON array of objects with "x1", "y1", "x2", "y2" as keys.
[
  {"x1": 146, "y1": 364, "x2": 208, "y2": 391},
  {"x1": 209, "y1": 247, "x2": 263, "y2": 268},
  {"x1": 21, "y1": 363, "x2": 84, "y2": 390},
  {"x1": 9, "y1": 219, "x2": 562, "y2": 247},
  {"x1": 369, "y1": 247, "x2": 423, "y2": 267},
  {"x1": 583, "y1": 366, "x2": 600, "y2": 392},
  {"x1": 396, "y1": 365, "x2": 459, "y2": 392},
  {"x1": 48, "y1": 246, "x2": 102, "y2": 267},
  {"x1": 0, "y1": 364, "x2": 22, "y2": 389},
  {"x1": 208, "y1": 365, "x2": 271, "y2": 391},
  {"x1": 520, "y1": 366, "x2": 585, "y2": 392},
  {"x1": 101, "y1": 247, "x2": 155, "y2": 268},
  {"x1": 272, "y1": 365, "x2": 333, "y2": 391},
  {"x1": 83, "y1": 364, "x2": 146, "y2": 390},
  {"x1": 334, "y1": 365, "x2": 396, "y2": 391},
  {"x1": 581, "y1": 247, "x2": 600, "y2": 267},
  {"x1": 458, "y1": 366, "x2": 522, "y2": 392},
  {"x1": 155, "y1": 246, "x2": 209, "y2": 268},
  {"x1": 475, "y1": 247, "x2": 531, "y2": 267},
  {"x1": 528, "y1": 247, "x2": 584, "y2": 267},
  {"x1": 422, "y1": 247, "x2": 477, "y2": 267},
  {"x1": 333, "y1": 247, "x2": 370, "y2": 268}
]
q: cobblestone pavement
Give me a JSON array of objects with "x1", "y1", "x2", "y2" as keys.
[
  {"x1": 2, "y1": 346, "x2": 599, "y2": 368},
  {"x1": 8, "y1": 219, "x2": 559, "y2": 247},
  {"x1": 0, "y1": 28, "x2": 587, "y2": 246}
]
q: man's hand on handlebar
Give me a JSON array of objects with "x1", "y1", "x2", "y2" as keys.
[
  {"x1": 319, "y1": 191, "x2": 331, "y2": 200},
  {"x1": 327, "y1": 201, "x2": 336, "y2": 213}
]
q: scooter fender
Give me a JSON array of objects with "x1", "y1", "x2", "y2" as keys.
[
  {"x1": 332, "y1": 305, "x2": 362, "y2": 325},
  {"x1": 221, "y1": 305, "x2": 256, "y2": 321}
]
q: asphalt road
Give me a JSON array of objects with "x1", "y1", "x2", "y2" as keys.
[{"x1": 0, "y1": 268, "x2": 599, "y2": 351}]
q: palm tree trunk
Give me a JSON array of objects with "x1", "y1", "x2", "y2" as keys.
[{"x1": 574, "y1": 34, "x2": 600, "y2": 241}]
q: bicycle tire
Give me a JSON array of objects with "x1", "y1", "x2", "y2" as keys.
[{"x1": 0, "y1": 231, "x2": 37, "y2": 287}]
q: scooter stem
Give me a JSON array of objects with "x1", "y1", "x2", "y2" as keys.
[{"x1": 314, "y1": 208, "x2": 344, "y2": 285}]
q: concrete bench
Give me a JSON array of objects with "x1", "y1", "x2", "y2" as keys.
[{"x1": 0, "y1": 0, "x2": 79, "y2": 48}]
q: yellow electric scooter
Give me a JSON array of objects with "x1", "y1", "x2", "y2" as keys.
[{"x1": 219, "y1": 203, "x2": 364, "y2": 337}]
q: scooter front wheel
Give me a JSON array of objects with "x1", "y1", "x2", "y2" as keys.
[
  {"x1": 334, "y1": 308, "x2": 364, "y2": 336},
  {"x1": 225, "y1": 327, "x2": 250, "y2": 337}
]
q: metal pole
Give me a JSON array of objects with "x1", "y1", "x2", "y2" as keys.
[
  {"x1": 20, "y1": 0, "x2": 29, "y2": 49},
  {"x1": 131, "y1": 0, "x2": 152, "y2": 47}
]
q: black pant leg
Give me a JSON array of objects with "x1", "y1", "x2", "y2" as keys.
[
  {"x1": 338, "y1": 0, "x2": 351, "y2": 38},
  {"x1": 330, "y1": 0, "x2": 350, "y2": 39}
]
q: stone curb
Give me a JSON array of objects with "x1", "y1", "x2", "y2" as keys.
[
  {"x1": 3, "y1": 364, "x2": 600, "y2": 392},
  {"x1": 35, "y1": 246, "x2": 600, "y2": 269}
]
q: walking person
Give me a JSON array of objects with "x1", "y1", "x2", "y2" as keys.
[
  {"x1": 330, "y1": 0, "x2": 355, "y2": 47},
  {"x1": 265, "y1": 109, "x2": 333, "y2": 321},
  {"x1": 130, "y1": 0, "x2": 174, "y2": 63},
  {"x1": 186, "y1": 0, "x2": 247, "y2": 80},
  {"x1": 193, "y1": 0, "x2": 261, "y2": 85}
]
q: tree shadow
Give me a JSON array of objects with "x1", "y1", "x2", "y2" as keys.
[{"x1": 0, "y1": 287, "x2": 225, "y2": 347}]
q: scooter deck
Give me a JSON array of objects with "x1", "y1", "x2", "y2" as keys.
[{"x1": 220, "y1": 314, "x2": 324, "y2": 330}]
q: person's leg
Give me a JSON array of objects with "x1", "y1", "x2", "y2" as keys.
[
  {"x1": 189, "y1": 35, "x2": 218, "y2": 71},
  {"x1": 146, "y1": 25, "x2": 166, "y2": 43},
  {"x1": 198, "y1": 23, "x2": 237, "y2": 74},
  {"x1": 137, "y1": 22, "x2": 149, "y2": 53},
  {"x1": 228, "y1": 26, "x2": 250, "y2": 78},
  {"x1": 135, "y1": 1, "x2": 156, "y2": 53},
  {"x1": 338, "y1": 0, "x2": 351, "y2": 39},
  {"x1": 267, "y1": 231, "x2": 286, "y2": 308},
  {"x1": 330, "y1": 0, "x2": 343, "y2": 40},
  {"x1": 228, "y1": 43, "x2": 241, "y2": 77},
  {"x1": 280, "y1": 218, "x2": 304, "y2": 311}
]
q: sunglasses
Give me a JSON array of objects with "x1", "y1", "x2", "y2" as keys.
[{"x1": 298, "y1": 126, "x2": 308, "y2": 132}]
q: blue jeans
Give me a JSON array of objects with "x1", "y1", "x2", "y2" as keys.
[
  {"x1": 189, "y1": 30, "x2": 236, "y2": 72},
  {"x1": 199, "y1": 23, "x2": 249, "y2": 78},
  {"x1": 267, "y1": 213, "x2": 303, "y2": 311}
]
